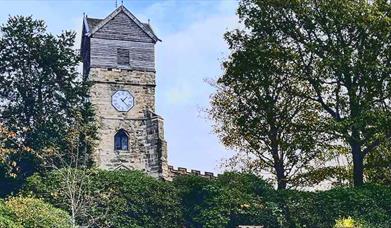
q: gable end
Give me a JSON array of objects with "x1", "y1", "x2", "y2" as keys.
[
  {"x1": 93, "y1": 12, "x2": 154, "y2": 43},
  {"x1": 90, "y1": 6, "x2": 160, "y2": 43}
]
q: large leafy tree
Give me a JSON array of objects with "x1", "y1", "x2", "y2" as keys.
[
  {"x1": 209, "y1": 24, "x2": 325, "y2": 189},
  {"x1": 228, "y1": 0, "x2": 391, "y2": 186},
  {"x1": 0, "y1": 16, "x2": 97, "y2": 178}
]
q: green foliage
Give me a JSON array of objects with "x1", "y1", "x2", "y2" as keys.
[
  {"x1": 0, "y1": 15, "x2": 97, "y2": 187},
  {"x1": 224, "y1": 0, "x2": 391, "y2": 187},
  {"x1": 24, "y1": 169, "x2": 183, "y2": 227},
  {"x1": 0, "y1": 124, "x2": 36, "y2": 197},
  {"x1": 0, "y1": 200, "x2": 21, "y2": 228},
  {"x1": 278, "y1": 185, "x2": 391, "y2": 227},
  {"x1": 174, "y1": 172, "x2": 283, "y2": 227},
  {"x1": 209, "y1": 0, "x2": 337, "y2": 190},
  {"x1": 22, "y1": 169, "x2": 391, "y2": 227},
  {"x1": 293, "y1": 166, "x2": 352, "y2": 188},
  {"x1": 172, "y1": 174, "x2": 211, "y2": 227},
  {"x1": 366, "y1": 144, "x2": 391, "y2": 185},
  {"x1": 5, "y1": 196, "x2": 71, "y2": 228},
  {"x1": 174, "y1": 173, "x2": 391, "y2": 227}
]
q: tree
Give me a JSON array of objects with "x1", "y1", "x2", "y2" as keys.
[
  {"x1": 27, "y1": 167, "x2": 101, "y2": 227},
  {"x1": 36, "y1": 119, "x2": 103, "y2": 227},
  {"x1": 0, "y1": 16, "x2": 97, "y2": 177},
  {"x1": 226, "y1": 0, "x2": 391, "y2": 187},
  {"x1": 0, "y1": 124, "x2": 30, "y2": 178},
  {"x1": 208, "y1": 19, "x2": 325, "y2": 189},
  {"x1": 0, "y1": 123, "x2": 36, "y2": 196}
]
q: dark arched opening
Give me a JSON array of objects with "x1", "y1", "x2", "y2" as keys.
[{"x1": 114, "y1": 129, "x2": 129, "y2": 151}]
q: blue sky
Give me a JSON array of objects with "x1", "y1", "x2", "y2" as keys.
[{"x1": 0, "y1": 0, "x2": 238, "y2": 173}]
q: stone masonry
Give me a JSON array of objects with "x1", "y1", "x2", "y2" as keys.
[
  {"x1": 89, "y1": 68, "x2": 169, "y2": 179},
  {"x1": 81, "y1": 6, "x2": 217, "y2": 181},
  {"x1": 81, "y1": 6, "x2": 170, "y2": 180}
]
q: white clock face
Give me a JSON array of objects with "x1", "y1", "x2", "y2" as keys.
[{"x1": 112, "y1": 90, "x2": 134, "y2": 112}]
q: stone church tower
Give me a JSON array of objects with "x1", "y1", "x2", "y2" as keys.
[{"x1": 80, "y1": 5, "x2": 169, "y2": 179}]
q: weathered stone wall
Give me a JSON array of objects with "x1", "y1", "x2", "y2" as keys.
[
  {"x1": 89, "y1": 68, "x2": 169, "y2": 179},
  {"x1": 89, "y1": 68, "x2": 156, "y2": 118}
]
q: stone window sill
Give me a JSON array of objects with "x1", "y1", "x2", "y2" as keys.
[{"x1": 115, "y1": 149, "x2": 130, "y2": 154}]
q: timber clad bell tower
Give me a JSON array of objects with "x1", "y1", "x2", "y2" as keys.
[{"x1": 80, "y1": 5, "x2": 169, "y2": 179}]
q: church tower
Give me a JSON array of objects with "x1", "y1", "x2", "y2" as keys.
[{"x1": 80, "y1": 6, "x2": 169, "y2": 179}]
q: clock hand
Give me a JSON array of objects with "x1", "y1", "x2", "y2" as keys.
[{"x1": 121, "y1": 97, "x2": 129, "y2": 105}]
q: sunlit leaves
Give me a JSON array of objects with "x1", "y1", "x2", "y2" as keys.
[{"x1": 210, "y1": 0, "x2": 391, "y2": 187}]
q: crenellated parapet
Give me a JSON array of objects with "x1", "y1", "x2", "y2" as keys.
[{"x1": 168, "y1": 165, "x2": 215, "y2": 179}]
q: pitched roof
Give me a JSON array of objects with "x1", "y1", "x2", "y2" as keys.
[
  {"x1": 84, "y1": 5, "x2": 160, "y2": 42},
  {"x1": 142, "y1": 23, "x2": 158, "y2": 39},
  {"x1": 86, "y1": 18, "x2": 102, "y2": 30}
]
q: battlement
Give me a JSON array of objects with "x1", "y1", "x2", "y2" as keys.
[{"x1": 168, "y1": 165, "x2": 215, "y2": 179}]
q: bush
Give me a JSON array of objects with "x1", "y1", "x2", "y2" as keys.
[
  {"x1": 5, "y1": 196, "x2": 71, "y2": 227},
  {"x1": 334, "y1": 217, "x2": 362, "y2": 228},
  {"x1": 24, "y1": 169, "x2": 183, "y2": 227},
  {"x1": 277, "y1": 184, "x2": 391, "y2": 227},
  {"x1": 0, "y1": 200, "x2": 20, "y2": 228},
  {"x1": 174, "y1": 172, "x2": 283, "y2": 227},
  {"x1": 23, "y1": 169, "x2": 391, "y2": 227},
  {"x1": 174, "y1": 173, "x2": 391, "y2": 227}
]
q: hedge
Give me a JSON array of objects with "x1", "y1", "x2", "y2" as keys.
[
  {"x1": 174, "y1": 172, "x2": 284, "y2": 227},
  {"x1": 277, "y1": 185, "x2": 391, "y2": 227},
  {"x1": 174, "y1": 173, "x2": 391, "y2": 227},
  {"x1": 24, "y1": 169, "x2": 183, "y2": 227},
  {"x1": 23, "y1": 170, "x2": 391, "y2": 227}
]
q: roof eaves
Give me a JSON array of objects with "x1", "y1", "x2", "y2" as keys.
[
  {"x1": 90, "y1": 5, "x2": 161, "y2": 42},
  {"x1": 142, "y1": 23, "x2": 161, "y2": 42},
  {"x1": 120, "y1": 6, "x2": 161, "y2": 42},
  {"x1": 83, "y1": 15, "x2": 90, "y2": 35}
]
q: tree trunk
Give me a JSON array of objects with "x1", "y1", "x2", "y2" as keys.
[
  {"x1": 71, "y1": 204, "x2": 76, "y2": 228},
  {"x1": 276, "y1": 166, "x2": 287, "y2": 190},
  {"x1": 351, "y1": 143, "x2": 364, "y2": 187},
  {"x1": 270, "y1": 135, "x2": 287, "y2": 190},
  {"x1": 274, "y1": 158, "x2": 287, "y2": 190},
  {"x1": 268, "y1": 117, "x2": 287, "y2": 190}
]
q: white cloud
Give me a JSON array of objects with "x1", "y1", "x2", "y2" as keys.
[
  {"x1": 156, "y1": 6, "x2": 238, "y2": 106},
  {"x1": 148, "y1": 0, "x2": 239, "y2": 172}
]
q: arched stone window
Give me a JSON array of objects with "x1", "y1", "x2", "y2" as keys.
[{"x1": 114, "y1": 129, "x2": 128, "y2": 151}]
